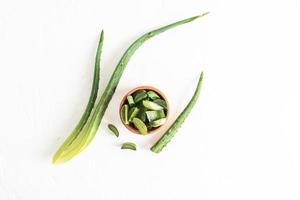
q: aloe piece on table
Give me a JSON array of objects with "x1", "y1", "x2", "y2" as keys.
[
  {"x1": 147, "y1": 91, "x2": 160, "y2": 100},
  {"x1": 121, "y1": 104, "x2": 129, "y2": 124},
  {"x1": 52, "y1": 31, "x2": 104, "y2": 164},
  {"x1": 53, "y1": 13, "x2": 209, "y2": 163},
  {"x1": 121, "y1": 142, "x2": 137, "y2": 151},
  {"x1": 132, "y1": 118, "x2": 148, "y2": 135},
  {"x1": 151, "y1": 72, "x2": 204, "y2": 153},
  {"x1": 143, "y1": 100, "x2": 164, "y2": 111},
  {"x1": 146, "y1": 110, "x2": 165, "y2": 122},
  {"x1": 108, "y1": 124, "x2": 119, "y2": 137},
  {"x1": 127, "y1": 95, "x2": 135, "y2": 107},
  {"x1": 153, "y1": 99, "x2": 168, "y2": 110}
]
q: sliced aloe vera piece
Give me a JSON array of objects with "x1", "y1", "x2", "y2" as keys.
[
  {"x1": 132, "y1": 118, "x2": 148, "y2": 135},
  {"x1": 127, "y1": 95, "x2": 135, "y2": 107},
  {"x1": 137, "y1": 108, "x2": 147, "y2": 122},
  {"x1": 121, "y1": 104, "x2": 129, "y2": 124},
  {"x1": 153, "y1": 99, "x2": 167, "y2": 110},
  {"x1": 121, "y1": 142, "x2": 136, "y2": 150},
  {"x1": 128, "y1": 107, "x2": 140, "y2": 122},
  {"x1": 147, "y1": 91, "x2": 160, "y2": 100},
  {"x1": 133, "y1": 90, "x2": 147, "y2": 102},
  {"x1": 146, "y1": 110, "x2": 165, "y2": 122},
  {"x1": 151, "y1": 118, "x2": 167, "y2": 127},
  {"x1": 142, "y1": 100, "x2": 164, "y2": 110},
  {"x1": 108, "y1": 124, "x2": 119, "y2": 137},
  {"x1": 133, "y1": 89, "x2": 146, "y2": 97},
  {"x1": 135, "y1": 101, "x2": 146, "y2": 110}
]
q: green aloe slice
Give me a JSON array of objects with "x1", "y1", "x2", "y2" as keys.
[
  {"x1": 133, "y1": 89, "x2": 146, "y2": 97},
  {"x1": 137, "y1": 108, "x2": 147, "y2": 122},
  {"x1": 147, "y1": 91, "x2": 160, "y2": 100},
  {"x1": 128, "y1": 107, "x2": 140, "y2": 122},
  {"x1": 121, "y1": 142, "x2": 137, "y2": 150},
  {"x1": 146, "y1": 110, "x2": 165, "y2": 122},
  {"x1": 121, "y1": 104, "x2": 129, "y2": 124},
  {"x1": 108, "y1": 124, "x2": 119, "y2": 137},
  {"x1": 143, "y1": 100, "x2": 164, "y2": 110},
  {"x1": 133, "y1": 90, "x2": 148, "y2": 103},
  {"x1": 153, "y1": 99, "x2": 168, "y2": 110},
  {"x1": 132, "y1": 118, "x2": 148, "y2": 135},
  {"x1": 127, "y1": 95, "x2": 135, "y2": 107},
  {"x1": 150, "y1": 118, "x2": 167, "y2": 127}
]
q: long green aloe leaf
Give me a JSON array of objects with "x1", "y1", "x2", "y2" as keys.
[
  {"x1": 52, "y1": 31, "x2": 104, "y2": 163},
  {"x1": 151, "y1": 72, "x2": 204, "y2": 153},
  {"x1": 53, "y1": 13, "x2": 209, "y2": 163}
]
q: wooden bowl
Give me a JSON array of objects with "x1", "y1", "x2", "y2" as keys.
[{"x1": 119, "y1": 86, "x2": 170, "y2": 135}]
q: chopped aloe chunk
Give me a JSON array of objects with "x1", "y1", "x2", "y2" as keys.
[
  {"x1": 108, "y1": 124, "x2": 119, "y2": 137},
  {"x1": 146, "y1": 110, "x2": 165, "y2": 122},
  {"x1": 142, "y1": 100, "x2": 164, "y2": 110},
  {"x1": 121, "y1": 104, "x2": 129, "y2": 124},
  {"x1": 121, "y1": 142, "x2": 136, "y2": 150},
  {"x1": 132, "y1": 118, "x2": 148, "y2": 135},
  {"x1": 137, "y1": 108, "x2": 147, "y2": 122},
  {"x1": 135, "y1": 101, "x2": 145, "y2": 110},
  {"x1": 127, "y1": 95, "x2": 135, "y2": 107},
  {"x1": 134, "y1": 92, "x2": 148, "y2": 103},
  {"x1": 128, "y1": 107, "x2": 140, "y2": 122},
  {"x1": 133, "y1": 90, "x2": 146, "y2": 97},
  {"x1": 147, "y1": 91, "x2": 160, "y2": 100},
  {"x1": 153, "y1": 99, "x2": 167, "y2": 110},
  {"x1": 150, "y1": 118, "x2": 167, "y2": 127}
]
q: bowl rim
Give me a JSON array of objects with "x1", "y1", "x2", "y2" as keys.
[{"x1": 119, "y1": 85, "x2": 170, "y2": 135}]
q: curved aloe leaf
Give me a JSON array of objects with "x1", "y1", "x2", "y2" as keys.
[
  {"x1": 151, "y1": 72, "x2": 204, "y2": 153},
  {"x1": 54, "y1": 13, "x2": 209, "y2": 163},
  {"x1": 52, "y1": 31, "x2": 104, "y2": 164}
]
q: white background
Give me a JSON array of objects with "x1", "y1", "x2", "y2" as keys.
[{"x1": 0, "y1": 0, "x2": 300, "y2": 199}]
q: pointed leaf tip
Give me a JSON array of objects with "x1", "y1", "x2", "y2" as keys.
[{"x1": 198, "y1": 12, "x2": 209, "y2": 18}]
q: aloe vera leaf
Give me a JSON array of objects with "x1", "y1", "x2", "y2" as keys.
[
  {"x1": 132, "y1": 118, "x2": 148, "y2": 135},
  {"x1": 146, "y1": 110, "x2": 165, "y2": 122},
  {"x1": 150, "y1": 118, "x2": 167, "y2": 127},
  {"x1": 121, "y1": 104, "x2": 129, "y2": 124},
  {"x1": 151, "y1": 72, "x2": 204, "y2": 153},
  {"x1": 121, "y1": 142, "x2": 136, "y2": 150},
  {"x1": 108, "y1": 124, "x2": 119, "y2": 137},
  {"x1": 143, "y1": 100, "x2": 164, "y2": 110},
  {"x1": 53, "y1": 13, "x2": 208, "y2": 163},
  {"x1": 52, "y1": 30, "x2": 104, "y2": 163},
  {"x1": 153, "y1": 99, "x2": 167, "y2": 110},
  {"x1": 127, "y1": 95, "x2": 135, "y2": 107},
  {"x1": 128, "y1": 107, "x2": 140, "y2": 122},
  {"x1": 147, "y1": 91, "x2": 160, "y2": 100}
]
